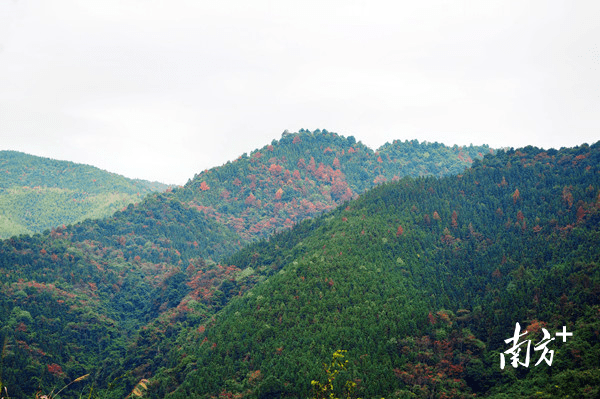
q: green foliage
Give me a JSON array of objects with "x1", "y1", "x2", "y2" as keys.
[
  {"x1": 154, "y1": 140, "x2": 600, "y2": 398},
  {"x1": 1, "y1": 134, "x2": 599, "y2": 398},
  {"x1": 0, "y1": 151, "x2": 169, "y2": 238},
  {"x1": 175, "y1": 130, "x2": 489, "y2": 242}
]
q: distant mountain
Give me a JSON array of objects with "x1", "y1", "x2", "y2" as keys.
[
  {"x1": 0, "y1": 131, "x2": 493, "y2": 398},
  {"x1": 0, "y1": 151, "x2": 170, "y2": 238},
  {"x1": 176, "y1": 129, "x2": 491, "y2": 241},
  {"x1": 154, "y1": 142, "x2": 600, "y2": 399}
]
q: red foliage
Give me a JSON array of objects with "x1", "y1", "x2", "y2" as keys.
[
  {"x1": 576, "y1": 205, "x2": 586, "y2": 222},
  {"x1": 47, "y1": 363, "x2": 65, "y2": 377},
  {"x1": 512, "y1": 188, "x2": 521, "y2": 204},
  {"x1": 396, "y1": 225, "x2": 404, "y2": 236},
  {"x1": 275, "y1": 188, "x2": 283, "y2": 200},
  {"x1": 200, "y1": 181, "x2": 210, "y2": 191},
  {"x1": 373, "y1": 175, "x2": 387, "y2": 185},
  {"x1": 248, "y1": 369, "x2": 262, "y2": 383},
  {"x1": 314, "y1": 164, "x2": 328, "y2": 180},
  {"x1": 436, "y1": 310, "x2": 452, "y2": 326},
  {"x1": 451, "y1": 211, "x2": 458, "y2": 228},
  {"x1": 245, "y1": 193, "x2": 256, "y2": 206},
  {"x1": 269, "y1": 164, "x2": 283, "y2": 176},
  {"x1": 526, "y1": 319, "x2": 547, "y2": 335},
  {"x1": 428, "y1": 312, "x2": 436, "y2": 325},
  {"x1": 332, "y1": 157, "x2": 341, "y2": 169}
]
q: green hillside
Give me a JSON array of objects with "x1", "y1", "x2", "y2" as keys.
[
  {"x1": 0, "y1": 151, "x2": 169, "y2": 238},
  {"x1": 0, "y1": 131, "x2": 494, "y2": 399},
  {"x1": 152, "y1": 142, "x2": 600, "y2": 398},
  {"x1": 175, "y1": 129, "x2": 490, "y2": 241}
]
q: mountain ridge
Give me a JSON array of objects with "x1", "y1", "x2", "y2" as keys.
[
  {"x1": 4, "y1": 132, "x2": 597, "y2": 398},
  {"x1": 156, "y1": 141, "x2": 600, "y2": 398},
  {"x1": 0, "y1": 150, "x2": 170, "y2": 238},
  {"x1": 0, "y1": 130, "x2": 493, "y2": 398}
]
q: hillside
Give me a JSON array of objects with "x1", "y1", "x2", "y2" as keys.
[
  {"x1": 176, "y1": 129, "x2": 491, "y2": 241},
  {"x1": 0, "y1": 151, "x2": 169, "y2": 238},
  {"x1": 0, "y1": 131, "x2": 492, "y2": 399},
  {"x1": 148, "y1": 142, "x2": 600, "y2": 398}
]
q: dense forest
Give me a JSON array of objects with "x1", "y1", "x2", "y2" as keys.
[
  {"x1": 146, "y1": 141, "x2": 600, "y2": 398},
  {"x1": 177, "y1": 130, "x2": 490, "y2": 241},
  {"x1": 1, "y1": 131, "x2": 598, "y2": 398},
  {"x1": 0, "y1": 151, "x2": 169, "y2": 238}
]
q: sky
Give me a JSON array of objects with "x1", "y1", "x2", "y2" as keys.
[{"x1": 1, "y1": 0, "x2": 599, "y2": 185}]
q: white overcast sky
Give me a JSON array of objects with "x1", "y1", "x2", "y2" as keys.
[{"x1": 1, "y1": 0, "x2": 599, "y2": 185}]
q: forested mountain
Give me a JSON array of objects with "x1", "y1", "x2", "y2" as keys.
[
  {"x1": 148, "y1": 142, "x2": 599, "y2": 398},
  {"x1": 0, "y1": 130, "x2": 493, "y2": 398},
  {"x1": 0, "y1": 151, "x2": 169, "y2": 238},
  {"x1": 176, "y1": 129, "x2": 491, "y2": 241},
  {"x1": 5, "y1": 133, "x2": 599, "y2": 398}
]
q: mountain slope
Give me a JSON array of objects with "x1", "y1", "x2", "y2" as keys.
[
  {"x1": 0, "y1": 131, "x2": 492, "y2": 399},
  {"x1": 175, "y1": 129, "x2": 490, "y2": 241},
  {"x1": 154, "y1": 142, "x2": 600, "y2": 398},
  {"x1": 0, "y1": 151, "x2": 169, "y2": 238}
]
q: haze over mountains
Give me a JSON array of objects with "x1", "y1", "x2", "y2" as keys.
[{"x1": 0, "y1": 130, "x2": 598, "y2": 398}]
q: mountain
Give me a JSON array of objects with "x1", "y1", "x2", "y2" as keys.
[
  {"x1": 0, "y1": 131, "x2": 493, "y2": 399},
  {"x1": 176, "y1": 129, "x2": 491, "y2": 241},
  {"x1": 147, "y1": 142, "x2": 599, "y2": 398},
  {"x1": 0, "y1": 151, "x2": 170, "y2": 239}
]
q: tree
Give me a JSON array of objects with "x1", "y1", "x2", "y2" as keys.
[
  {"x1": 269, "y1": 164, "x2": 283, "y2": 176},
  {"x1": 512, "y1": 188, "x2": 520, "y2": 204},
  {"x1": 245, "y1": 193, "x2": 257, "y2": 206},
  {"x1": 311, "y1": 350, "x2": 359, "y2": 399},
  {"x1": 275, "y1": 188, "x2": 283, "y2": 201},
  {"x1": 332, "y1": 157, "x2": 341, "y2": 169},
  {"x1": 396, "y1": 225, "x2": 404, "y2": 236}
]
